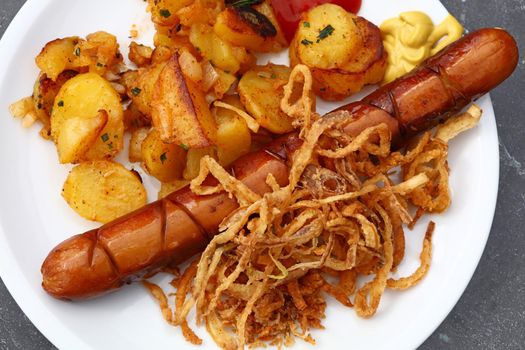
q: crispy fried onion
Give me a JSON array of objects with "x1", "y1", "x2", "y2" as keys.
[
  {"x1": 145, "y1": 65, "x2": 483, "y2": 349},
  {"x1": 281, "y1": 64, "x2": 315, "y2": 135}
]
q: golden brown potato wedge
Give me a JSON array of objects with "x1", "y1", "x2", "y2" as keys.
[
  {"x1": 183, "y1": 146, "x2": 217, "y2": 180},
  {"x1": 214, "y1": 95, "x2": 251, "y2": 167},
  {"x1": 51, "y1": 73, "x2": 124, "y2": 160},
  {"x1": 57, "y1": 111, "x2": 108, "y2": 164},
  {"x1": 238, "y1": 64, "x2": 302, "y2": 134},
  {"x1": 290, "y1": 13, "x2": 387, "y2": 101},
  {"x1": 141, "y1": 129, "x2": 187, "y2": 182},
  {"x1": 213, "y1": 2, "x2": 286, "y2": 53},
  {"x1": 62, "y1": 161, "x2": 147, "y2": 223},
  {"x1": 151, "y1": 55, "x2": 217, "y2": 147}
]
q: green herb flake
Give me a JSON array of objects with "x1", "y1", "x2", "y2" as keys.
[
  {"x1": 75, "y1": 47, "x2": 81, "y2": 56},
  {"x1": 317, "y1": 25, "x2": 335, "y2": 41},
  {"x1": 301, "y1": 39, "x2": 313, "y2": 46},
  {"x1": 96, "y1": 62, "x2": 104, "y2": 67},
  {"x1": 101, "y1": 133, "x2": 109, "y2": 142},
  {"x1": 57, "y1": 100, "x2": 64, "y2": 107},
  {"x1": 270, "y1": 73, "x2": 277, "y2": 79},
  {"x1": 131, "y1": 87, "x2": 142, "y2": 96},
  {"x1": 160, "y1": 152, "x2": 168, "y2": 163},
  {"x1": 159, "y1": 9, "x2": 171, "y2": 18},
  {"x1": 303, "y1": 22, "x2": 310, "y2": 28},
  {"x1": 180, "y1": 143, "x2": 189, "y2": 151}
]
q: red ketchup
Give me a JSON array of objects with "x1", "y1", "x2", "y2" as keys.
[{"x1": 270, "y1": 0, "x2": 362, "y2": 43}]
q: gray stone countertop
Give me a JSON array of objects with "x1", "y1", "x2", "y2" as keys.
[{"x1": 1, "y1": 0, "x2": 524, "y2": 349}]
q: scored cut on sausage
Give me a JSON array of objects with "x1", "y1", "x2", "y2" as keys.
[{"x1": 41, "y1": 28, "x2": 519, "y2": 300}]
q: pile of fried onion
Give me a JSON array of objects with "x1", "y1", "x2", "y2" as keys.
[{"x1": 144, "y1": 65, "x2": 483, "y2": 349}]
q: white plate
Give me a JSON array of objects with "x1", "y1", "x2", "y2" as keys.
[{"x1": 0, "y1": 0, "x2": 499, "y2": 349}]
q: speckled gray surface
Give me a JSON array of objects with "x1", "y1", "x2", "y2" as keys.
[{"x1": 1, "y1": 0, "x2": 524, "y2": 349}]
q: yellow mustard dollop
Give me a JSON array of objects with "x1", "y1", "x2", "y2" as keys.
[{"x1": 380, "y1": 11, "x2": 463, "y2": 84}]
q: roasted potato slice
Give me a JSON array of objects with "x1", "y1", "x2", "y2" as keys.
[
  {"x1": 35, "y1": 37, "x2": 79, "y2": 81},
  {"x1": 57, "y1": 111, "x2": 108, "y2": 164},
  {"x1": 214, "y1": 95, "x2": 251, "y2": 166},
  {"x1": 33, "y1": 70, "x2": 78, "y2": 134},
  {"x1": 214, "y1": 1, "x2": 286, "y2": 53},
  {"x1": 190, "y1": 23, "x2": 248, "y2": 75},
  {"x1": 51, "y1": 73, "x2": 124, "y2": 160},
  {"x1": 36, "y1": 32, "x2": 122, "y2": 81},
  {"x1": 290, "y1": 12, "x2": 387, "y2": 101},
  {"x1": 151, "y1": 55, "x2": 217, "y2": 147},
  {"x1": 183, "y1": 146, "x2": 217, "y2": 180},
  {"x1": 62, "y1": 161, "x2": 147, "y2": 223},
  {"x1": 141, "y1": 129, "x2": 187, "y2": 182},
  {"x1": 295, "y1": 4, "x2": 360, "y2": 69},
  {"x1": 238, "y1": 64, "x2": 297, "y2": 134}
]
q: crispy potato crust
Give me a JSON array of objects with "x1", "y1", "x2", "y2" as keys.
[{"x1": 62, "y1": 161, "x2": 147, "y2": 223}]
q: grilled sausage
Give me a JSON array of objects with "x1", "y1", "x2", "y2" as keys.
[
  {"x1": 41, "y1": 28, "x2": 518, "y2": 300},
  {"x1": 339, "y1": 28, "x2": 519, "y2": 145}
]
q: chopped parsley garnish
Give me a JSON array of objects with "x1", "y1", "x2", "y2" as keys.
[
  {"x1": 160, "y1": 152, "x2": 167, "y2": 163},
  {"x1": 101, "y1": 133, "x2": 109, "y2": 142},
  {"x1": 271, "y1": 73, "x2": 277, "y2": 79},
  {"x1": 317, "y1": 25, "x2": 335, "y2": 41},
  {"x1": 180, "y1": 143, "x2": 189, "y2": 151},
  {"x1": 303, "y1": 22, "x2": 310, "y2": 28},
  {"x1": 159, "y1": 9, "x2": 171, "y2": 18},
  {"x1": 74, "y1": 47, "x2": 81, "y2": 56},
  {"x1": 131, "y1": 87, "x2": 142, "y2": 96},
  {"x1": 57, "y1": 100, "x2": 64, "y2": 107},
  {"x1": 301, "y1": 39, "x2": 313, "y2": 46}
]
